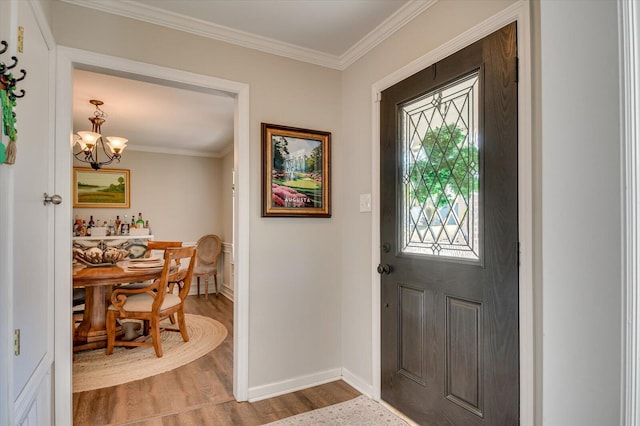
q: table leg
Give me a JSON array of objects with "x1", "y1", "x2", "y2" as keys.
[{"x1": 74, "y1": 285, "x2": 121, "y2": 351}]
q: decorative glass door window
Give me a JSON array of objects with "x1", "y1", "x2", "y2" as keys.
[{"x1": 400, "y1": 71, "x2": 480, "y2": 261}]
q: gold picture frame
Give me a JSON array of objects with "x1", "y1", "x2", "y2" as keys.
[
  {"x1": 261, "y1": 123, "x2": 331, "y2": 217},
  {"x1": 73, "y1": 167, "x2": 130, "y2": 208}
]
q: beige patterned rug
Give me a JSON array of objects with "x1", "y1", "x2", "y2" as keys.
[
  {"x1": 263, "y1": 395, "x2": 410, "y2": 425},
  {"x1": 73, "y1": 314, "x2": 227, "y2": 393}
]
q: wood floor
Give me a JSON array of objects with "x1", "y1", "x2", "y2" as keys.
[{"x1": 73, "y1": 295, "x2": 360, "y2": 425}]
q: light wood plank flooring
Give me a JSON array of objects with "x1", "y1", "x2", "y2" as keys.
[{"x1": 73, "y1": 295, "x2": 360, "y2": 425}]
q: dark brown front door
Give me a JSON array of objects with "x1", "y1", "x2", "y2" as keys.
[{"x1": 380, "y1": 23, "x2": 518, "y2": 425}]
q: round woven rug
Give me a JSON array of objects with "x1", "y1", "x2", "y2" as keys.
[{"x1": 73, "y1": 314, "x2": 227, "y2": 393}]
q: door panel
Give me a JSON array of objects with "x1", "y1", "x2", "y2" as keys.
[
  {"x1": 445, "y1": 296, "x2": 482, "y2": 416},
  {"x1": 398, "y1": 284, "x2": 427, "y2": 385},
  {"x1": 380, "y1": 23, "x2": 518, "y2": 425}
]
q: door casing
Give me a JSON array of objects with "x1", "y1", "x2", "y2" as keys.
[{"x1": 370, "y1": 2, "x2": 533, "y2": 424}]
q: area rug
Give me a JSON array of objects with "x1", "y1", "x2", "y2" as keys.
[
  {"x1": 73, "y1": 314, "x2": 227, "y2": 393},
  {"x1": 263, "y1": 395, "x2": 410, "y2": 425}
]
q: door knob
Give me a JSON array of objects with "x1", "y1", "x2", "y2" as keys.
[
  {"x1": 377, "y1": 264, "x2": 392, "y2": 275},
  {"x1": 43, "y1": 193, "x2": 62, "y2": 205}
]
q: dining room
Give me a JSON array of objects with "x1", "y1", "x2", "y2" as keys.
[{"x1": 69, "y1": 67, "x2": 238, "y2": 420}]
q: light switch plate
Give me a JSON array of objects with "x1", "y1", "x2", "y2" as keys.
[{"x1": 359, "y1": 193, "x2": 372, "y2": 212}]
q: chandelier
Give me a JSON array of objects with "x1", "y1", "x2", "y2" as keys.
[{"x1": 73, "y1": 99, "x2": 128, "y2": 170}]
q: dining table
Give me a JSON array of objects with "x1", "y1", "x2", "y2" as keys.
[{"x1": 72, "y1": 259, "x2": 166, "y2": 352}]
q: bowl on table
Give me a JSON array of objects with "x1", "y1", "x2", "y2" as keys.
[{"x1": 73, "y1": 247, "x2": 129, "y2": 266}]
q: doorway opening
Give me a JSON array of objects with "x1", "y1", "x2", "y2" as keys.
[{"x1": 54, "y1": 47, "x2": 250, "y2": 425}]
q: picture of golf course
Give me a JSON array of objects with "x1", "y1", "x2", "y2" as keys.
[{"x1": 270, "y1": 135, "x2": 323, "y2": 209}]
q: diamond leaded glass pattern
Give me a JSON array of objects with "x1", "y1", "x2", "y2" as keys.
[{"x1": 401, "y1": 72, "x2": 480, "y2": 260}]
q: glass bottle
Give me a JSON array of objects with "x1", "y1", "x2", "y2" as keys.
[
  {"x1": 115, "y1": 215, "x2": 121, "y2": 235},
  {"x1": 122, "y1": 214, "x2": 129, "y2": 235},
  {"x1": 136, "y1": 212, "x2": 144, "y2": 228},
  {"x1": 73, "y1": 215, "x2": 81, "y2": 236}
]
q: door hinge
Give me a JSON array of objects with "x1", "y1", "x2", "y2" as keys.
[
  {"x1": 517, "y1": 241, "x2": 521, "y2": 267},
  {"x1": 515, "y1": 56, "x2": 519, "y2": 83},
  {"x1": 17, "y1": 27, "x2": 24, "y2": 53},
  {"x1": 14, "y1": 329, "x2": 20, "y2": 356}
]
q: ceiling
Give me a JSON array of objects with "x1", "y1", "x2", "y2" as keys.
[
  {"x1": 69, "y1": 0, "x2": 435, "y2": 156},
  {"x1": 73, "y1": 70, "x2": 235, "y2": 157}
]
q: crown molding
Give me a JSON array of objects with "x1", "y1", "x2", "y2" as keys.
[
  {"x1": 59, "y1": 0, "x2": 437, "y2": 70},
  {"x1": 339, "y1": 0, "x2": 438, "y2": 69},
  {"x1": 126, "y1": 143, "x2": 229, "y2": 158}
]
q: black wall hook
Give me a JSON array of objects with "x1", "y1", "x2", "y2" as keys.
[{"x1": 0, "y1": 40, "x2": 26, "y2": 101}]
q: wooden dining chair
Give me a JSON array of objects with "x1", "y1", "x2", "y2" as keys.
[
  {"x1": 72, "y1": 287, "x2": 86, "y2": 351},
  {"x1": 148, "y1": 240, "x2": 188, "y2": 325},
  {"x1": 122, "y1": 240, "x2": 183, "y2": 288},
  {"x1": 105, "y1": 246, "x2": 196, "y2": 357},
  {"x1": 147, "y1": 240, "x2": 182, "y2": 257},
  {"x1": 192, "y1": 234, "x2": 222, "y2": 299},
  {"x1": 147, "y1": 240, "x2": 185, "y2": 291}
]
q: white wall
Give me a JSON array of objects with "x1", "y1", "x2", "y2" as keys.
[
  {"x1": 539, "y1": 1, "x2": 621, "y2": 424},
  {"x1": 52, "y1": 1, "x2": 343, "y2": 393},
  {"x1": 73, "y1": 150, "x2": 223, "y2": 242}
]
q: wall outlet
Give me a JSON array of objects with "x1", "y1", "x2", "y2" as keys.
[{"x1": 359, "y1": 193, "x2": 372, "y2": 212}]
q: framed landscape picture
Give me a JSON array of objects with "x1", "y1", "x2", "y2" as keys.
[
  {"x1": 261, "y1": 123, "x2": 331, "y2": 217},
  {"x1": 73, "y1": 167, "x2": 130, "y2": 208}
]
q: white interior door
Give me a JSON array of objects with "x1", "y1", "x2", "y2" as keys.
[{"x1": 10, "y1": 1, "x2": 55, "y2": 423}]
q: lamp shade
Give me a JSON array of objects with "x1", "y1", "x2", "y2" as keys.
[
  {"x1": 73, "y1": 135, "x2": 87, "y2": 150},
  {"x1": 77, "y1": 131, "x2": 101, "y2": 148},
  {"x1": 106, "y1": 136, "x2": 128, "y2": 154}
]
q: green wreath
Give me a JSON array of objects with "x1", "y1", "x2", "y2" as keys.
[{"x1": 0, "y1": 83, "x2": 17, "y2": 163}]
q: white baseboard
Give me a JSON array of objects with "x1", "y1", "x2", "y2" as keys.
[
  {"x1": 247, "y1": 367, "x2": 375, "y2": 403},
  {"x1": 219, "y1": 283, "x2": 234, "y2": 301},
  {"x1": 341, "y1": 367, "x2": 374, "y2": 398},
  {"x1": 248, "y1": 368, "x2": 342, "y2": 402}
]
